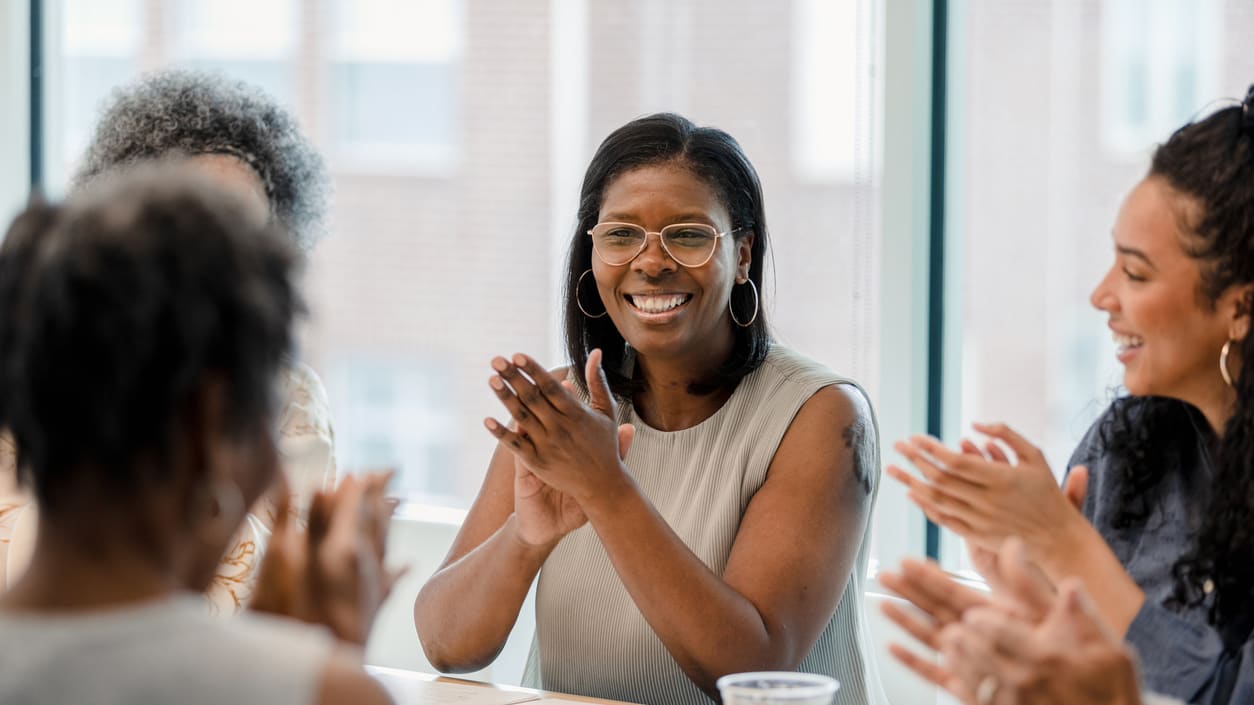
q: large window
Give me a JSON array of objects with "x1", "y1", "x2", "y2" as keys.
[
  {"x1": 170, "y1": 0, "x2": 298, "y2": 106},
  {"x1": 328, "y1": 0, "x2": 461, "y2": 171},
  {"x1": 41, "y1": 0, "x2": 890, "y2": 517}
]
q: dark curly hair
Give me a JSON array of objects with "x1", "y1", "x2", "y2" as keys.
[
  {"x1": 1093, "y1": 88, "x2": 1254, "y2": 629},
  {"x1": 1079, "y1": 395, "x2": 1202, "y2": 533},
  {"x1": 563, "y1": 113, "x2": 771, "y2": 398},
  {"x1": 1181, "y1": 327, "x2": 1254, "y2": 635},
  {"x1": 72, "y1": 69, "x2": 329, "y2": 252},
  {"x1": 0, "y1": 163, "x2": 302, "y2": 514}
]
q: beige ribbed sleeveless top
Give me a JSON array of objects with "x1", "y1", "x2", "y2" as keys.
[{"x1": 522, "y1": 345, "x2": 886, "y2": 705}]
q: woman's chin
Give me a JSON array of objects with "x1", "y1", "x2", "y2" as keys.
[{"x1": 1122, "y1": 377, "x2": 1149, "y2": 397}]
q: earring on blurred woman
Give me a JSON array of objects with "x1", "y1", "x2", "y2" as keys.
[
  {"x1": 194, "y1": 479, "x2": 245, "y2": 534},
  {"x1": 577, "y1": 269, "x2": 607, "y2": 318},
  {"x1": 729, "y1": 278, "x2": 759, "y2": 328},
  {"x1": 1220, "y1": 339, "x2": 1237, "y2": 387}
]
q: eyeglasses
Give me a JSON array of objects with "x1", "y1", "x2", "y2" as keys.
[{"x1": 588, "y1": 222, "x2": 730, "y2": 267}]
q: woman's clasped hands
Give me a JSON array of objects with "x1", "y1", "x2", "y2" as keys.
[
  {"x1": 483, "y1": 348, "x2": 636, "y2": 548},
  {"x1": 881, "y1": 539, "x2": 1143, "y2": 705}
]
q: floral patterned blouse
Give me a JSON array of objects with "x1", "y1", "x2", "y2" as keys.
[{"x1": 0, "y1": 362, "x2": 337, "y2": 614}]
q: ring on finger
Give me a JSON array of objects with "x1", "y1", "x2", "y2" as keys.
[{"x1": 976, "y1": 675, "x2": 999, "y2": 705}]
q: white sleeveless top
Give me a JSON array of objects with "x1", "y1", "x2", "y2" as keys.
[
  {"x1": 522, "y1": 346, "x2": 887, "y2": 705},
  {"x1": 0, "y1": 594, "x2": 336, "y2": 705}
]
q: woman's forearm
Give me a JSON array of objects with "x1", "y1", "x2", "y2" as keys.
[
  {"x1": 1036, "y1": 516, "x2": 1145, "y2": 636},
  {"x1": 413, "y1": 515, "x2": 551, "y2": 672},
  {"x1": 579, "y1": 476, "x2": 825, "y2": 697}
]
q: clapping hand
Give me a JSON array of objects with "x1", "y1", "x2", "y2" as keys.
[
  {"x1": 882, "y1": 538, "x2": 1062, "y2": 704},
  {"x1": 938, "y1": 580, "x2": 1141, "y2": 705},
  {"x1": 251, "y1": 472, "x2": 404, "y2": 647},
  {"x1": 886, "y1": 424, "x2": 1088, "y2": 561},
  {"x1": 484, "y1": 349, "x2": 635, "y2": 547}
]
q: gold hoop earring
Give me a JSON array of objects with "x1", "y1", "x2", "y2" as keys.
[
  {"x1": 729, "y1": 279, "x2": 759, "y2": 328},
  {"x1": 576, "y1": 269, "x2": 607, "y2": 318},
  {"x1": 1220, "y1": 339, "x2": 1237, "y2": 387}
]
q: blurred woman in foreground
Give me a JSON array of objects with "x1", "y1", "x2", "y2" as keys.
[
  {"x1": 0, "y1": 70, "x2": 337, "y2": 611},
  {"x1": 0, "y1": 165, "x2": 394, "y2": 705}
]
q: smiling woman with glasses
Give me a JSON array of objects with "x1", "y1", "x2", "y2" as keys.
[{"x1": 415, "y1": 113, "x2": 887, "y2": 705}]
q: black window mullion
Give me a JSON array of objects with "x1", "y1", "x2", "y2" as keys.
[
  {"x1": 29, "y1": 0, "x2": 43, "y2": 195},
  {"x1": 925, "y1": 0, "x2": 948, "y2": 562}
]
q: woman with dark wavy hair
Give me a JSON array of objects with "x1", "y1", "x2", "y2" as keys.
[
  {"x1": 415, "y1": 113, "x2": 885, "y2": 705},
  {"x1": 889, "y1": 88, "x2": 1254, "y2": 704}
]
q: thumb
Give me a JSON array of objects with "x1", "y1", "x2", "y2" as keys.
[
  {"x1": 618, "y1": 423, "x2": 636, "y2": 460},
  {"x1": 585, "y1": 348, "x2": 615, "y2": 417},
  {"x1": 999, "y1": 537, "x2": 1056, "y2": 621},
  {"x1": 1064, "y1": 466, "x2": 1089, "y2": 511}
]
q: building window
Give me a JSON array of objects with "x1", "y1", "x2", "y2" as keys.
[
  {"x1": 791, "y1": 0, "x2": 862, "y2": 182},
  {"x1": 331, "y1": 359, "x2": 459, "y2": 507},
  {"x1": 328, "y1": 0, "x2": 462, "y2": 172},
  {"x1": 169, "y1": 0, "x2": 298, "y2": 108},
  {"x1": 55, "y1": 0, "x2": 142, "y2": 182},
  {"x1": 1101, "y1": 0, "x2": 1221, "y2": 156}
]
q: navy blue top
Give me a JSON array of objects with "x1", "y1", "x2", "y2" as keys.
[{"x1": 1068, "y1": 399, "x2": 1252, "y2": 705}]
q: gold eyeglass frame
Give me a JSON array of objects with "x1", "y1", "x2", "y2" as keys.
[{"x1": 587, "y1": 222, "x2": 734, "y2": 268}]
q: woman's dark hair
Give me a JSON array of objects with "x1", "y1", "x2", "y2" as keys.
[
  {"x1": 1094, "y1": 88, "x2": 1254, "y2": 629},
  {"x1": 73, "y1": 70, "x2": 329, "y2": 252},
  {"x1": 1179, "y1": 327, "x2": 1254, "y2": 634},
  {"x1": 562, "y1": 113, "x2": 770, "y2": 398},
  {"x1": 0, "y1": 163, "x2": 301, "y2": 514},
  {"x1": 0, "y1": 202, "x2": 59, "y2": 433}
]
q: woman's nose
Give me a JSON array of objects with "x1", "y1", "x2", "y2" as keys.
[
  {"x1": 631, "y1": 233, "x2": 677, "y2": 275},
  {"x1": 1090, "y1": 268, "x2": 1118, "y2": 311}
]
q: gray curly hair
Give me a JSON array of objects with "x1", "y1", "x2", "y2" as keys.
[{"x1": 73, "y1": 70, "x2": 329, "y2": 252}]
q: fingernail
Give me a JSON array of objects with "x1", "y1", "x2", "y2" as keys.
[
  {"x1": 489, "y1": 376, "x2": 504, "y2": 390},
  {"x1": 492, "y1": 357, "x2": 508, "y2": 372},
  {"x1": 512, "y1": 353, "x2": 527, "y2": 366}
]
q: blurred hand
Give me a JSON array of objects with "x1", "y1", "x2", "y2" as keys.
[
  {"x1": 938, "y1": 578, "x2": 1142, "y2": 705},
  {"x1": 251, "y1": 472, "x2": 404, "y2": 646},
  {"x1": 882, "y1": 538, "x2": 1059, "y2": 699},
  {"x1": 886, "y1": 423, "x2": 1086, "y2": 565},
  {"x1": 879, "y1": 557, "x2": 990, "y2": 690}
]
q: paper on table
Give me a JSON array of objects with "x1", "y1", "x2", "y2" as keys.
[{"x1": 365, "y1": 667, "x2": 541, "y2": 705}]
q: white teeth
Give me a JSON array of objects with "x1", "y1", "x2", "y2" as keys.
[
  {"x1": 630, "y1": 294, "x2": 688, "y2": 313},
  {"x1": 1112, "y1": 332, "x2": 1144, "y2": 348}
]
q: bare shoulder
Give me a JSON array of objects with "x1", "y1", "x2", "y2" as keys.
[
  {"x1": 801, "y1": 382, "x2": 872, "y2": 421},
  {"x1": 776, "y1": 383, "x2": 876, "y2": 495},
  {"x1": 791, "y1": 383, "x2": 874, "y2": 445},
  {"x1": 316, "y1": 652, "x2": 394, "y2": 705}
]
